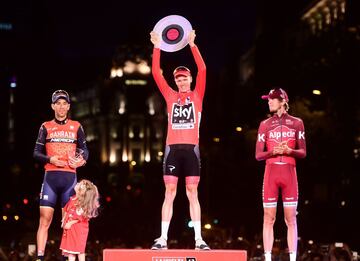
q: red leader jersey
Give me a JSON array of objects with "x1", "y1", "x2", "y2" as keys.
[
  {"x1": 152, "y1": 45, "x2": 206, "y2": 145},
  {"x1": 256, "y1": 112, "x2": 306, "y2": 165}
]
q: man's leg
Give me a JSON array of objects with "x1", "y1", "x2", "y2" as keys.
[
  {"x1": 36, "y1": 207, "x2": 54, "y2": 260},
  {"x1": 186, "y1": 178, "x2": 209, "y2": 250},
  {"x1": 284, "y1": 207, "x2": 297, "y2": 261},
  {"x1": 152, "y1": 178, "x2": 177, "y2": 250},
  {"x1": 161, "y1": 181, "x2": 177, "y2": 239},
  {"x1": 185, "y1": 180, "x2": 201, "y2": 239},
  {"x1": 263, "y1": 207, "x2": 277, "y2": 261}
]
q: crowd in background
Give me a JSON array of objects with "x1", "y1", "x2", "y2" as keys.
[{"x1": 0, "y1": 232, "x2": 357, "y2": 260}]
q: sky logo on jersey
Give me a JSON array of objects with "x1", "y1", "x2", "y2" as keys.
[{"x1": 171, "y1": 102, "x2": 196, "y2": 129}]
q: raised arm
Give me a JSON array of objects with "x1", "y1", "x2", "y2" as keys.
[
  {"x1": 150, "y1": 31, "x2": 174, "y2": 97},
  {"x1": 189, "y1": 30, "x2": 206, "y2": 99}
]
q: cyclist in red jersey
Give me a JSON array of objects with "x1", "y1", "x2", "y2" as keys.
[
  {"x1": 149, "y1": 30, "x2": 210, "y2": 250},
  {"x1": 33, "y1": 90, "x2": 89, "y2": 261},
  {"x1": 256, "y1": 88, "x2": 306, "y2": 261}
]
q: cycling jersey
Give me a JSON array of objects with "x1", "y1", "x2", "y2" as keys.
[
  {"x1": 152, "y1": 45, "x2": 206, "y2": 145},
  {"x1": 256, "y1": 113, "x2": 306, "y2": 165},
  {"x1": 256, "y1": 112, "x2": 306, "y2": 208},
  {"x1": 34, "y1": 118, "x2": 89, "y2": 173}
]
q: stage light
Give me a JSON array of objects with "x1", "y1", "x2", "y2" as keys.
[
  {"x1": 312, "y1": 90, "x2": 321, "y2": 95},
  {"x1": 213, "y1": 137, "x2": 220, "y2": 143},
  {"x1": 204, "y1": 223, "x2": 212, "y2": 229},
  {"x1": 2, "y1": 216, "x2": 7, "y2": 221},
  {"x1": 23, "y1": 198, "x2": 29, "y2": 205},
  {"x1": 14, "y1": 215, "x2": 19, "y2": 221},
  {"x1": 106, "y1": 196, "x2": 112, "y2": 202},
  {"x1": 187, "y1": 220, "x2": 194, "y2": 228}
]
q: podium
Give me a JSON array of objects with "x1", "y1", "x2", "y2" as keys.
[{"x1": 103, "y1": 249, "x2": 247, "y2": 261}]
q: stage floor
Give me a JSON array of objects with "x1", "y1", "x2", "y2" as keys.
[{"x1": 103, "y1": 249, "x2": 247, "y2": 261}]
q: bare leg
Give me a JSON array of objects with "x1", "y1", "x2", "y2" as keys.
[
  {"x1": 263, "y1": 207, "x2": 277, "y2": 252},
  {"x1": 284, "y1": 207, "x2": 297, "y2": 253},
  {"x1": 185, "y1": 183, "x2": 201, "y2": 222},
  {"x1": 186, "y1": 181, "x2": 203, "y2": 241},
  {"x1": 78, "y1": 253, "x2": 86, "y2": 261},
  {"x1": 161, "y1": 182, "x2": 177, "y2": 222},
  {"x1": 37, "y1": 207, "x2": 54, "y2": 255},
  {"x1": 68, "y1": 254, "x2": 76, "y2": 261}
]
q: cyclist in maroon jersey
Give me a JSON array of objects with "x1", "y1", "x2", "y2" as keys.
[
  {"x1": 255, "y1": 88, "x2": 306, "y2": 261},
  {"x1": 149, "y1": 29, "x2": 210, "y2": 250},
  {"x1": 33, "y1": 90, "x2": 89, "y2": 261}
]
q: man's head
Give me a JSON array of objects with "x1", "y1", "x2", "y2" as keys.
[
  {"x1": 51, "y1": 90, "x2": 70, "y2": 120},
  {"x1": 52, "y1": 89, "x2": 70, "y2": 104},
  {"x1": 173, "y1": 66, "x2": 192, "y2": 92},
  {"x1": 261, "y1": 88, "x2": 289, "y2": 112},
  {"x1": 261, "y1": 88, "x2": 289, "y2": 102}
]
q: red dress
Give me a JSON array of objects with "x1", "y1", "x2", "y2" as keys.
[{"x1": 60, "y1": 196, "x2": 89, "y2": 254}]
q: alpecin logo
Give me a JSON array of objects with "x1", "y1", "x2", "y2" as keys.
[{"x1": 152, "y1": 257, "x2": 196, "y2": 261}]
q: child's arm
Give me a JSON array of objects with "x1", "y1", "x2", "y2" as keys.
[{"x1": 63, "y1": 220, "x2": 79, "y2": 230}]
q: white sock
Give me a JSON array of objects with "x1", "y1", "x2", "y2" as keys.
[
  {"x1": 289, "y1": 252, "x2": 297, "y2": 261},
  {"x1": 161, "y1": 221, "x2": 169, "y2": 240},
  {"x1": 193, "y1": 221, "x2": 202, "y2": 241},
  {"x1": 264, "y1": 252, "x2": 272, "y2": 261}
]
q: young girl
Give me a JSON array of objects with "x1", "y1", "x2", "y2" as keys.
[{"x1": 60, "y1": 179, "x2": 100, "y2": 261}]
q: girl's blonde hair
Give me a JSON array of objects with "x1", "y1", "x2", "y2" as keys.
[{"x1": 76, "y1": 179, "x2": 100, "y2": 219}]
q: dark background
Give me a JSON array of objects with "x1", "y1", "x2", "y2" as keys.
[{"x1": 1, "y1": 0, "x2": 359, "y2": 257}]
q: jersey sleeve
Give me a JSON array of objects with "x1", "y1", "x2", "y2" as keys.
[
  {"x1": 255, "y1": 121, "x2": 273, "y2": 161},
  {"x1": 151, "y1": 47, "x2": 176, "y2": 98},
  {"x1": 289, "y1": 119, "x2": 306, "y2": 158},
  {"x1": 191, "y1": 45, "x2": 206, "y2": 100},
  {"x1": 77, "y1": 125, "x2": 89, "y2": 161},
  {"x1": 33, "y1": 124, "x2": 50, "y2": 164}
]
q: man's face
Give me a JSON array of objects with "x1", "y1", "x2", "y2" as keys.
[
  {"x1": 268, "y1": 98, "x2": 284, "y2": 112},
  {"x1": 174, "y1": 75, "x2": 192, "y2": 93},
  {"x1": 51, "y1": 98, "x2": 70, "y2": 119}
]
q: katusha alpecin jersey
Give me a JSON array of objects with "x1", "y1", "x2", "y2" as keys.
[{"x1": 256, "y1": 113, "x2": 306, "y2": 165}]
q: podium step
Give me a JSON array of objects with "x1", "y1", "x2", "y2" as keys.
[{"x1": 103, "y1": 249, "x2": 247, "y2": 261}]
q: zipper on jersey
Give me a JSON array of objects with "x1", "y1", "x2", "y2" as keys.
[{"x1": 280, "y1": 116, "x2": 283, "y2": 162}]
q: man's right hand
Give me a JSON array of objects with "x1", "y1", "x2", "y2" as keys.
[
  {"x1": 150, "y1": 31, "x2": 161, "y2": 48},
  {"x1": 49, "y1": 155, "x2": 67, "y2": 167}
]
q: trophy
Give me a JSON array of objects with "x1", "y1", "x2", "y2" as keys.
[{"x1": 153, "y1": 15, "x2": 193, "y2": 52}]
